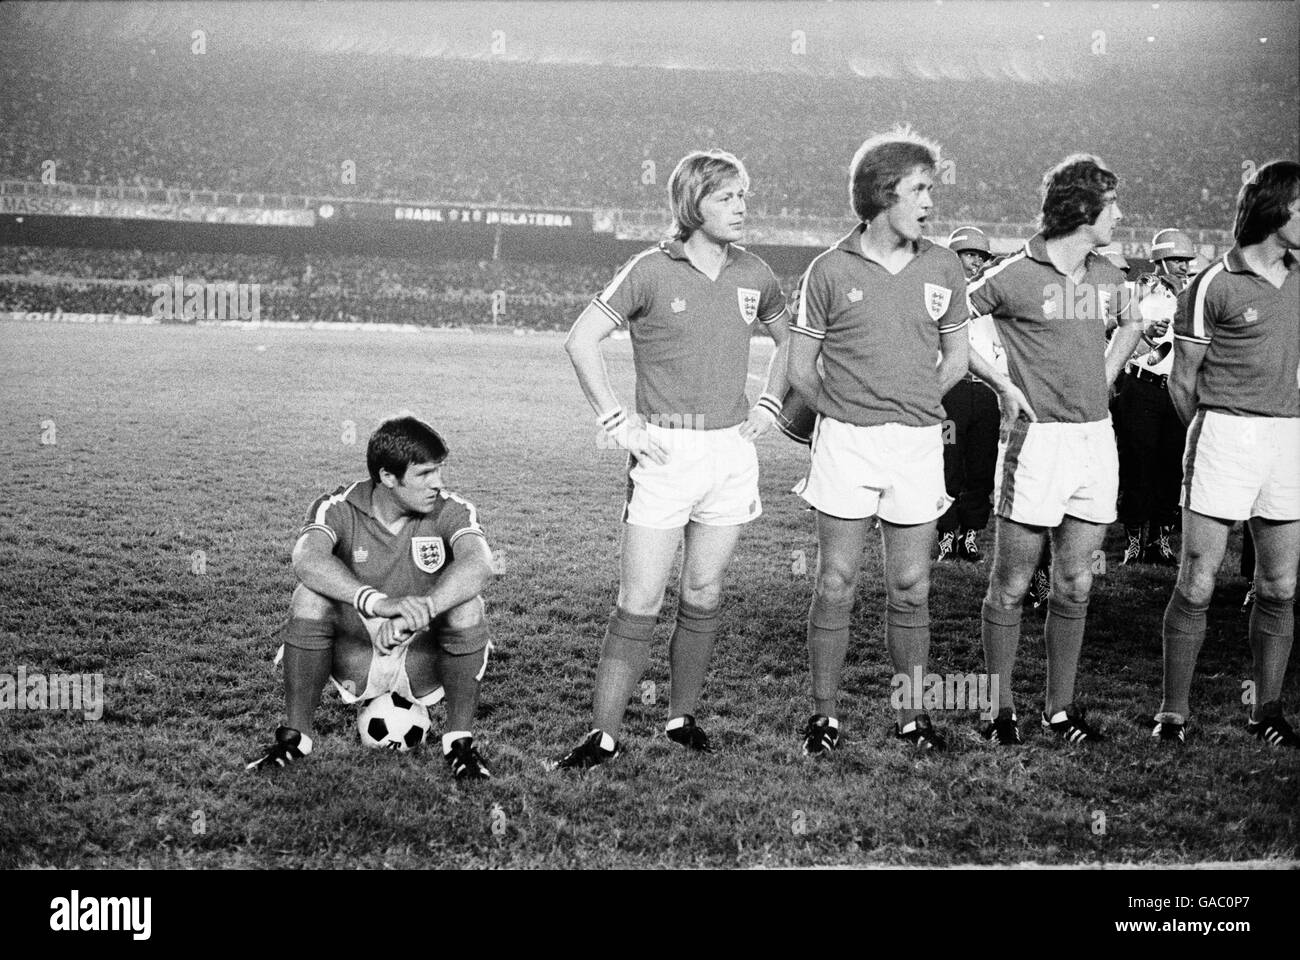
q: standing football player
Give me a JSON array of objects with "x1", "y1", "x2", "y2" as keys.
[
  {"x1": 966, "y1": 154, "x2": 1144, "y2": 745},
  {"x1": 554, "y1": 149, "x2": 790, "y2": 767},
  {"x1": 246, "y1": 416, "x2": 496, "y2": 779},
  {"x1": 788, "y1": 129, "x2": 1030, "y2": 755},
  {"x1": 1113, "y1": 228, "x2": 1196, "y2": 566},
  {"x1": 936, "y1": 226, "x2": 1001, "y2": 564},
  {"x1": 1152, "y1": 159, "x2": 1300, "y2": 746}
]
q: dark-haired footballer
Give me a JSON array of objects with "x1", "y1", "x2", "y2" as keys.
[
  {"x1": 966, "y1": 154, "x2": 1144, "y2": 745},
  {"x1": 246, "y1": 416, "x2": 496, "y2": 779},
  {"x1": 1153, "y1": 159, "x2": 1300, "y2": 747}
]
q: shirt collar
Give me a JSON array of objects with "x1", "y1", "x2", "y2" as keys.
[
  {"x1": 660, "y1": 238, "x2": 738, "y2": 267},
  {"x1": 835, "y1": 223, "x2": 932, "y2": 262},
  {"x1": 347, "y1": 480, "x2": 379, "y2": 518},
  {"x1": 1224, "y1": 246, "x2": 1250, "y2": 273},
  {"x1": 1024, "y1": 231, "x2": 1104, "y2": 275},
  {"x1": 1024, "y1": 232, "x2": 1051, "y2": 264},
  {"x1": 1224, "y1": 245, "x2": 1300, "y2": 275}
]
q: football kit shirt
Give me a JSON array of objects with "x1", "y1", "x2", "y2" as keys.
[
  {"x1": 968, "y1": 232, "x2": 1140, "y2": 423},
  {"x1": 301, "y1": 480, "x2": 486, "y2": 597},
  {"x1": 591, "y1": 239, "x2": 788, "y2": 430},
  {"x1": 790, "y1": 224, "x2": 970, "y2": 428},
  {"x1": 1174, "y1": 246, "x2": 1300, "y2": 418}
]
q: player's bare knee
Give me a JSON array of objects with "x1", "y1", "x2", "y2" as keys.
[
  {"x1": 1177, "y1": 566, "x2": 1218, "y2": 606},
  {"x1": 888, "y1": 580, "x2": 929, "y2": 610},
  {"x1": 681, "y1": 581, "x2": 722, "y2": 611},
  {"x1": 887, "y1": 567, "x2": 929, "y2": 605},
  {"x1": 1256, "y1": 572, "x2": 1297, "y2": 605},
  {"x1": 991, "y1": 588, "x2": 1025, "y2": 610},
  {"x1": 1052, "y1": 569, "x2": 1092, "y2": 605},
  {"x1": 290, "y1": 583, "x2": 334, "y2": 620},
  {"x1": 986, "y1": 570, "x2": 1030, "y2": 609},
  {"x1": 815, "y1": 567, "x2": 858, "y2": 607},
  {"x1": 442, "y1": 595, "x2": 486, "y2": 630}
]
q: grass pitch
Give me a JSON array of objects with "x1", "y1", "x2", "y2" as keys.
[{"x1": 0, "y1": 321, "x2": 1295, "y2": 868}]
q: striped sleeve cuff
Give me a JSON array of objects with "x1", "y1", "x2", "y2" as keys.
[
  {"x1": 299, "y1": 523, "x2": 338, "y2": 544},
  {"x1": 938, "y1": 317, "x2": 970, "y2": 335},
  {"x1": 590, "y1": 297, "x2": 625, "y2": 327},
  {"x1": 597, "y1": 406, "x2": 627, "y2": 433},
  {"x1": 353, "y1": 586, "x2": 386, "y2": 618},
  {"x1": 449, "y1": 527, "x2": 487, "y2": 548},
  {"x1": 755, "y1": 392, "x2": 782, "y2": 417},
  {"x1": 1174, "y1": 333, "x2": 1210, "y2": 345},
  {"x1": 759, "y1": 305, "x2": 789, "y2": 325},
  {"x1": 789, "y1": 323, "x2": 826, "y2": 340}
]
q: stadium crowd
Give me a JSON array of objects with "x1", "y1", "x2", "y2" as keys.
[
  {"x1": 0, "y1": 245, "x2": 629, "y2": 328},
  {"x1": 2, "y1": 40, "x2": 1294, "y2": 229}
]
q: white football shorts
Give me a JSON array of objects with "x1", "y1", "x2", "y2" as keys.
[
  {"x1": 623, "y1": 423, "x2": 762, "y2": 528},
  {"x1": 994, "y1": 417, "x2": 1119, "y2": 526},
  {"x1": 793, "y1": 415, "x2": 951, "y2": 524},
  {"x1": 329, "y1": 614, "x2": 489, "y2": 707},
  {"x1": 1182, "y1": 411, "x2": 1300, "y2": 521}
]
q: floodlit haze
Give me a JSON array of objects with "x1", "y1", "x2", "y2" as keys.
[{"x1": 4, "y1": 1, "x2": 1296, "y2": 83}]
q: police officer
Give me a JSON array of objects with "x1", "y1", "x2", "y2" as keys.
[
  {"x1": 936, "y1": 226, "x2": 1000, "y2": 562},
  {"x1": 1114, "y1": 228, "x2": 1196, "y2": 565}
]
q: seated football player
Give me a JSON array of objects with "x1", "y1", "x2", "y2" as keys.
[{"x1": 246, "y1": 416, "x2": 497, "y2": 779}]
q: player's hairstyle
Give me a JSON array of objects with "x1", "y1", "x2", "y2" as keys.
[
  {"x1": 367, "y1": 416, "x2": 448, "y2": 484},
  {"x1": 668, "y1": 150, "x2": 750, "y2": 241},
  {"x1": 849, "y1": 126, "x2": 942, "y2": 223},
  {"x1": 1038, "y1": 154, "x2": 1119, "y2": 239},
  {"x1": 1233, "y1": 159, "x2": 1300, "y2": 247}
]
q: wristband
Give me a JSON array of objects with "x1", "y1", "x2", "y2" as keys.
[
  {"x1": 353, "y1": 586, "x2": 388, "y2": 618},
  {"x1": 597, "y1": 406, "x2": 627, "y2": 434},
  {"x1": 756, "y1": 392, "x2": 782, "y2": 418}
]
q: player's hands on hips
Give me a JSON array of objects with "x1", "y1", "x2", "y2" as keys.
[
  {"x1": 609, "y1": 411, "x2": 669, "y2": 465},
  {"x1": 374, "y1": 617, "x2": 415, "y2": 655},
  {"x1": 995, "y1": 382, "x2": 1037, "y2": 437},
  {"x1": 739, "y1": 402, "x2": 777, "y2": 442}
]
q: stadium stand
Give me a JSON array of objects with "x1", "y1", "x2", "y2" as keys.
[
  {"x1": 2, "y1": 40, "x2": 1295, "y2": 229},
  {"x1": 0, "y1": 246, "x2": 685, "y2": 328},
  {"x1": 1, "y1": 11, "x2": 1292, "y2": 326}
]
